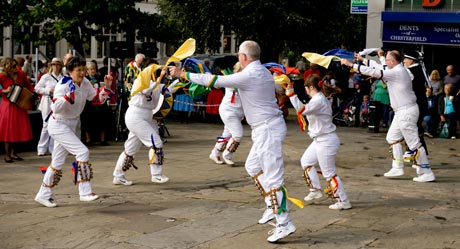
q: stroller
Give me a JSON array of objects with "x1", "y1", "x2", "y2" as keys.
[{"x1": 333, "y1": 98, "x2": 356, "y2": 127}]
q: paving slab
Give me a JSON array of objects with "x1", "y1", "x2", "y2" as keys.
[{"x1": 1, "y1": 113, "x2": 459, "y2": 249}]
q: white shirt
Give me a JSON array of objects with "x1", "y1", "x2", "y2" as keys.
[
  {"x1": 187, "y1": 60, "x2": 281, "y2": 126},
  {"x1": 35, "y1": 72, "x2": 63, "y2": 114},
  {"x1": 289, "y1": 91, "x2": 336, "y2": 138},
  {"x1": 221, "y1": 87, "x2": 243, "y2": 110},
  {"x1": 354, "y1": 61, "x2": 416, "y2": 110},
  {"x1": 35, "y1": 73, "x2": 62, "y2": 95},
  {"x1": 52, "y1": 77, "x2": 103, "y2": 119}
]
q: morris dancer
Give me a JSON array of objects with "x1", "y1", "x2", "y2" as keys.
[
  {"x1": 341, "y1": 50, "x2": 435, "y2": 182},
  {"x1": 35, "y1": 57, "x2": 114, "y2": 207},
  {"x1": 209, "y1": 62, "x2": 245, "y2": 165},
  {"x1": 35, "y1": 57, "x2": 64, "y2": 156},
  {"x1": 112, "y1": 66, "x2": 171, "y2": 186},
  {"x1": 170, "y1": 40, "x2": 297, "y2": 243},
  {"x1": 286, "y1": 75, "x2": 352, "y2": 210}
]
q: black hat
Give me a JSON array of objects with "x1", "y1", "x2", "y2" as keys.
[{"x1": 404, "y1": 50, "x2": 420, "y2": 61}]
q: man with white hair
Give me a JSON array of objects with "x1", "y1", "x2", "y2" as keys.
[
  {"x1": 124, "y1": 53, "x2": 145, "y2": 92},
  {"x1": 170, "y1": 40, "x2": 296, "y2": 243},
  {"x1": 341, "y1": 50, "x2": 436, "y2": 183}
]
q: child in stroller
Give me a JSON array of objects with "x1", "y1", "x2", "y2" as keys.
[
  {"x1": 333, "y1": 98, "x2": 356, "y2": 127},
  {"x1": 360, "y1": 95, "x2": 370, "y2": 128}
]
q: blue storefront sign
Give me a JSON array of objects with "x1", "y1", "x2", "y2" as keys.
[
  {"x1": 382, "y1": 11, "x2": 460, "y2": 46},
  {"x1": 383, "y1": 22, "x2": 460, "y2": 46}
]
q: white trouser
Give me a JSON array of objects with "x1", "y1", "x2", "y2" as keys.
[
  {"x1": 212, "y1": 105, "x2": 244, "y2": 157},
  {"x1": 37, "y1": 121, "x2": 54, "y2": 154},
  {"x1": 301, "y1": 132, "x2": 348, "y2": 202},
  {"x1": 37, "y1": 109, "x2": 54, "y2": 154},
  {"x1": 37, "y1": 118, "x2": 92, "y2": 198},
  {"x1": 386, "y1": 104, "x2": 429, "y2": 169},
  {"x1": 113, "y1": 106, "x2": 163, "y2": 178},
  {"x1": 387, "y1": 104, "x2": 420, "y2": 150},
  {"x1": 245, "y1": 115, "x2": 290, "y2": 225}
]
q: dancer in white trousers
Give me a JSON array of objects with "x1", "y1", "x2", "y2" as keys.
[
  {"x1": 286, "y1": 75, "x2": 352, "y2": 210},
  {"x1": 341, "y1": 50, "x2": 435, "y2": 182},
  {"x1": 34, "y1": 57, "x2": 64, "y2": 156},
  {"x1": 35, "y1": 57, "x2": 114, "y2": 207},
  {"x1": 209, "y1": 62, "x2": 245, "y2": 165},
  {"x1": 112, "y1": 66, "x2": 172, "y2": 186},
  {"x1": 170, "y1": 40, "x2": 296, "y2": 243}
]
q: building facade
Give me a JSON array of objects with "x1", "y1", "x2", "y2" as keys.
[{"x1": 366, "y1": 0, "x2": 460, "y2": 74}]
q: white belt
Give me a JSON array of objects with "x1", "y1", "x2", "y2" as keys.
[
  {"x1": 312, "y1": 131, "x2": 335, "y2": 140},
  {"x1": 250, "y1": 114, "x2": 281, "y2": 129},
  {"x1": 393, "y1": 103, "x2": 417, "y2": 112},
  {"x1": 52, "y1": 115, "x2": 79, "y2": 121}
]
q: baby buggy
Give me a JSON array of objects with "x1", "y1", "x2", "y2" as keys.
[{"x1": 333, "y1": 98, "x2": 356, "y2": 127}]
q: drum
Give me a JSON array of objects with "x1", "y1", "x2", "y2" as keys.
[{"x1": 6, "y1": 84, "x2": 35, "y2": 110}]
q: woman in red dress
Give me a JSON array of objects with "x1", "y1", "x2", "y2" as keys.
[{"x1": 0, "y1": 57, "x2": 34, "y2": 162}]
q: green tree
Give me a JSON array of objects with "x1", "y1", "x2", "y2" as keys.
[
  {"x1": 158, "y1": 0, "x2": 366, "y2": 62},
  {"x1": 0, "y1": 0, "x2": 177, "y2": 57}
]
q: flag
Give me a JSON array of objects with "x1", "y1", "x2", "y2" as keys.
[
  {"x1": 302, "y1": 52, "x2": 338, "y2": 69},
  {"x1": 323, "y1": 49, "x2": 354, "y2": 59},
  {"x1": 130, "y1": 64, "x2": 163, "y2": 96}
]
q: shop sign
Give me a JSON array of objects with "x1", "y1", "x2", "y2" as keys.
[
  {"x1": 383, "y1": 22, "x2": 460, "y2": 46},
  {"x1": 351, "y1": 0, "x2": 368, "y2": 14}
]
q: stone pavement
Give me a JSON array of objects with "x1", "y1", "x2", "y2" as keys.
[{"x1": 0, "y1": 114, "x2": 459, "y2": 249}]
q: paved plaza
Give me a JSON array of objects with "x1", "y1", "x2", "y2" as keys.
[{"x1": 0, "y1": 113, "x2": 459, "y2": 249}]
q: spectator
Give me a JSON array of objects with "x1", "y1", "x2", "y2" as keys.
[
  {"x1": 82, "y1": 61, "x2": 111, "y2": 146},
  {"x1": 303, "y1": 62, "x2": 322, "y2": 81},
  {"x1": 0, "y1": 57, "x2": 34, "y2": 163},
  {"x1": 295, "y1": 56, "x2": 306, "y2": 74},
  {"x1": 423, "y1": 87, "x2": 438, "y2": 138},
  {"x1": 438, "y1": 83, "x2": 458, "y2": 139},
  {"x1": 360, "y1": 95, "x2": 370, "y2": 127},
  {"x1": 352, "y1": 81, "x2": 363, "y2": 127},
  {"x1": 429, "y1": 69, "x2": 442, "y2": 96},
  {"x1": 23, "y1": 55, "x2": 34, "y2": 82},
  {"x1": 371, "y1": 79, "x2": 390, "y2": 127},
  {"x1": 15, "y1": 57, "x2": 25, "y2": 71},
  {"x1": 62, "y1": 53, "x2": 74, "y2": 76},
  {"x1": 443, "y1": 65, "x2": 460, "y2": 96}
]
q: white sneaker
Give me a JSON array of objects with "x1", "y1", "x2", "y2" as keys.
[
  {"x1": 329, "y1": 200, "x2": 352, "y2": 210},
  {"x1": 80, "y1": 193, "x2": 99, "y2": 202},
  {"x1": 383, "y1": 168, "x2": 404, "y2": 177},
  {"x1": 304, "y1": 190, "x2": 323, "y2": 202},
  {"x1": 113, "y1": 176, "x2": 133, "y2": 186},
  {"x1": 222, "y1": 151, "x2": 235, "y2": 165},
  {"x1": 209, "y1": 153, "x2": 224, "y2": 164},
  {"x1": 413, "y1": 172, "x2": 436, "y2": 182},
  {"x1": 258, "y1": 207, "x2": 275, "y2": 224},
  {"x1": 151, "y1": 174, "x2": 169, "y2": 183},
  {"x1": 34, "y1": 194, "x2": 57, "y2": 208},
  {"x1": 267, "y1": 221, "x2": 296, "y2": 243}
]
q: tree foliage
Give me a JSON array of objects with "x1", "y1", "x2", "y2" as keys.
[
  {"x1": 0, "y1": 0, "x2": 177, "y2": 57},
  {"x1": 158, "y1": 0, "x2": 366, "y2": 63}
]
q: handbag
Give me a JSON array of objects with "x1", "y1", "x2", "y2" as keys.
[{"x1": 439, "y1": 121, "x2": 450, "y2": 138}]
